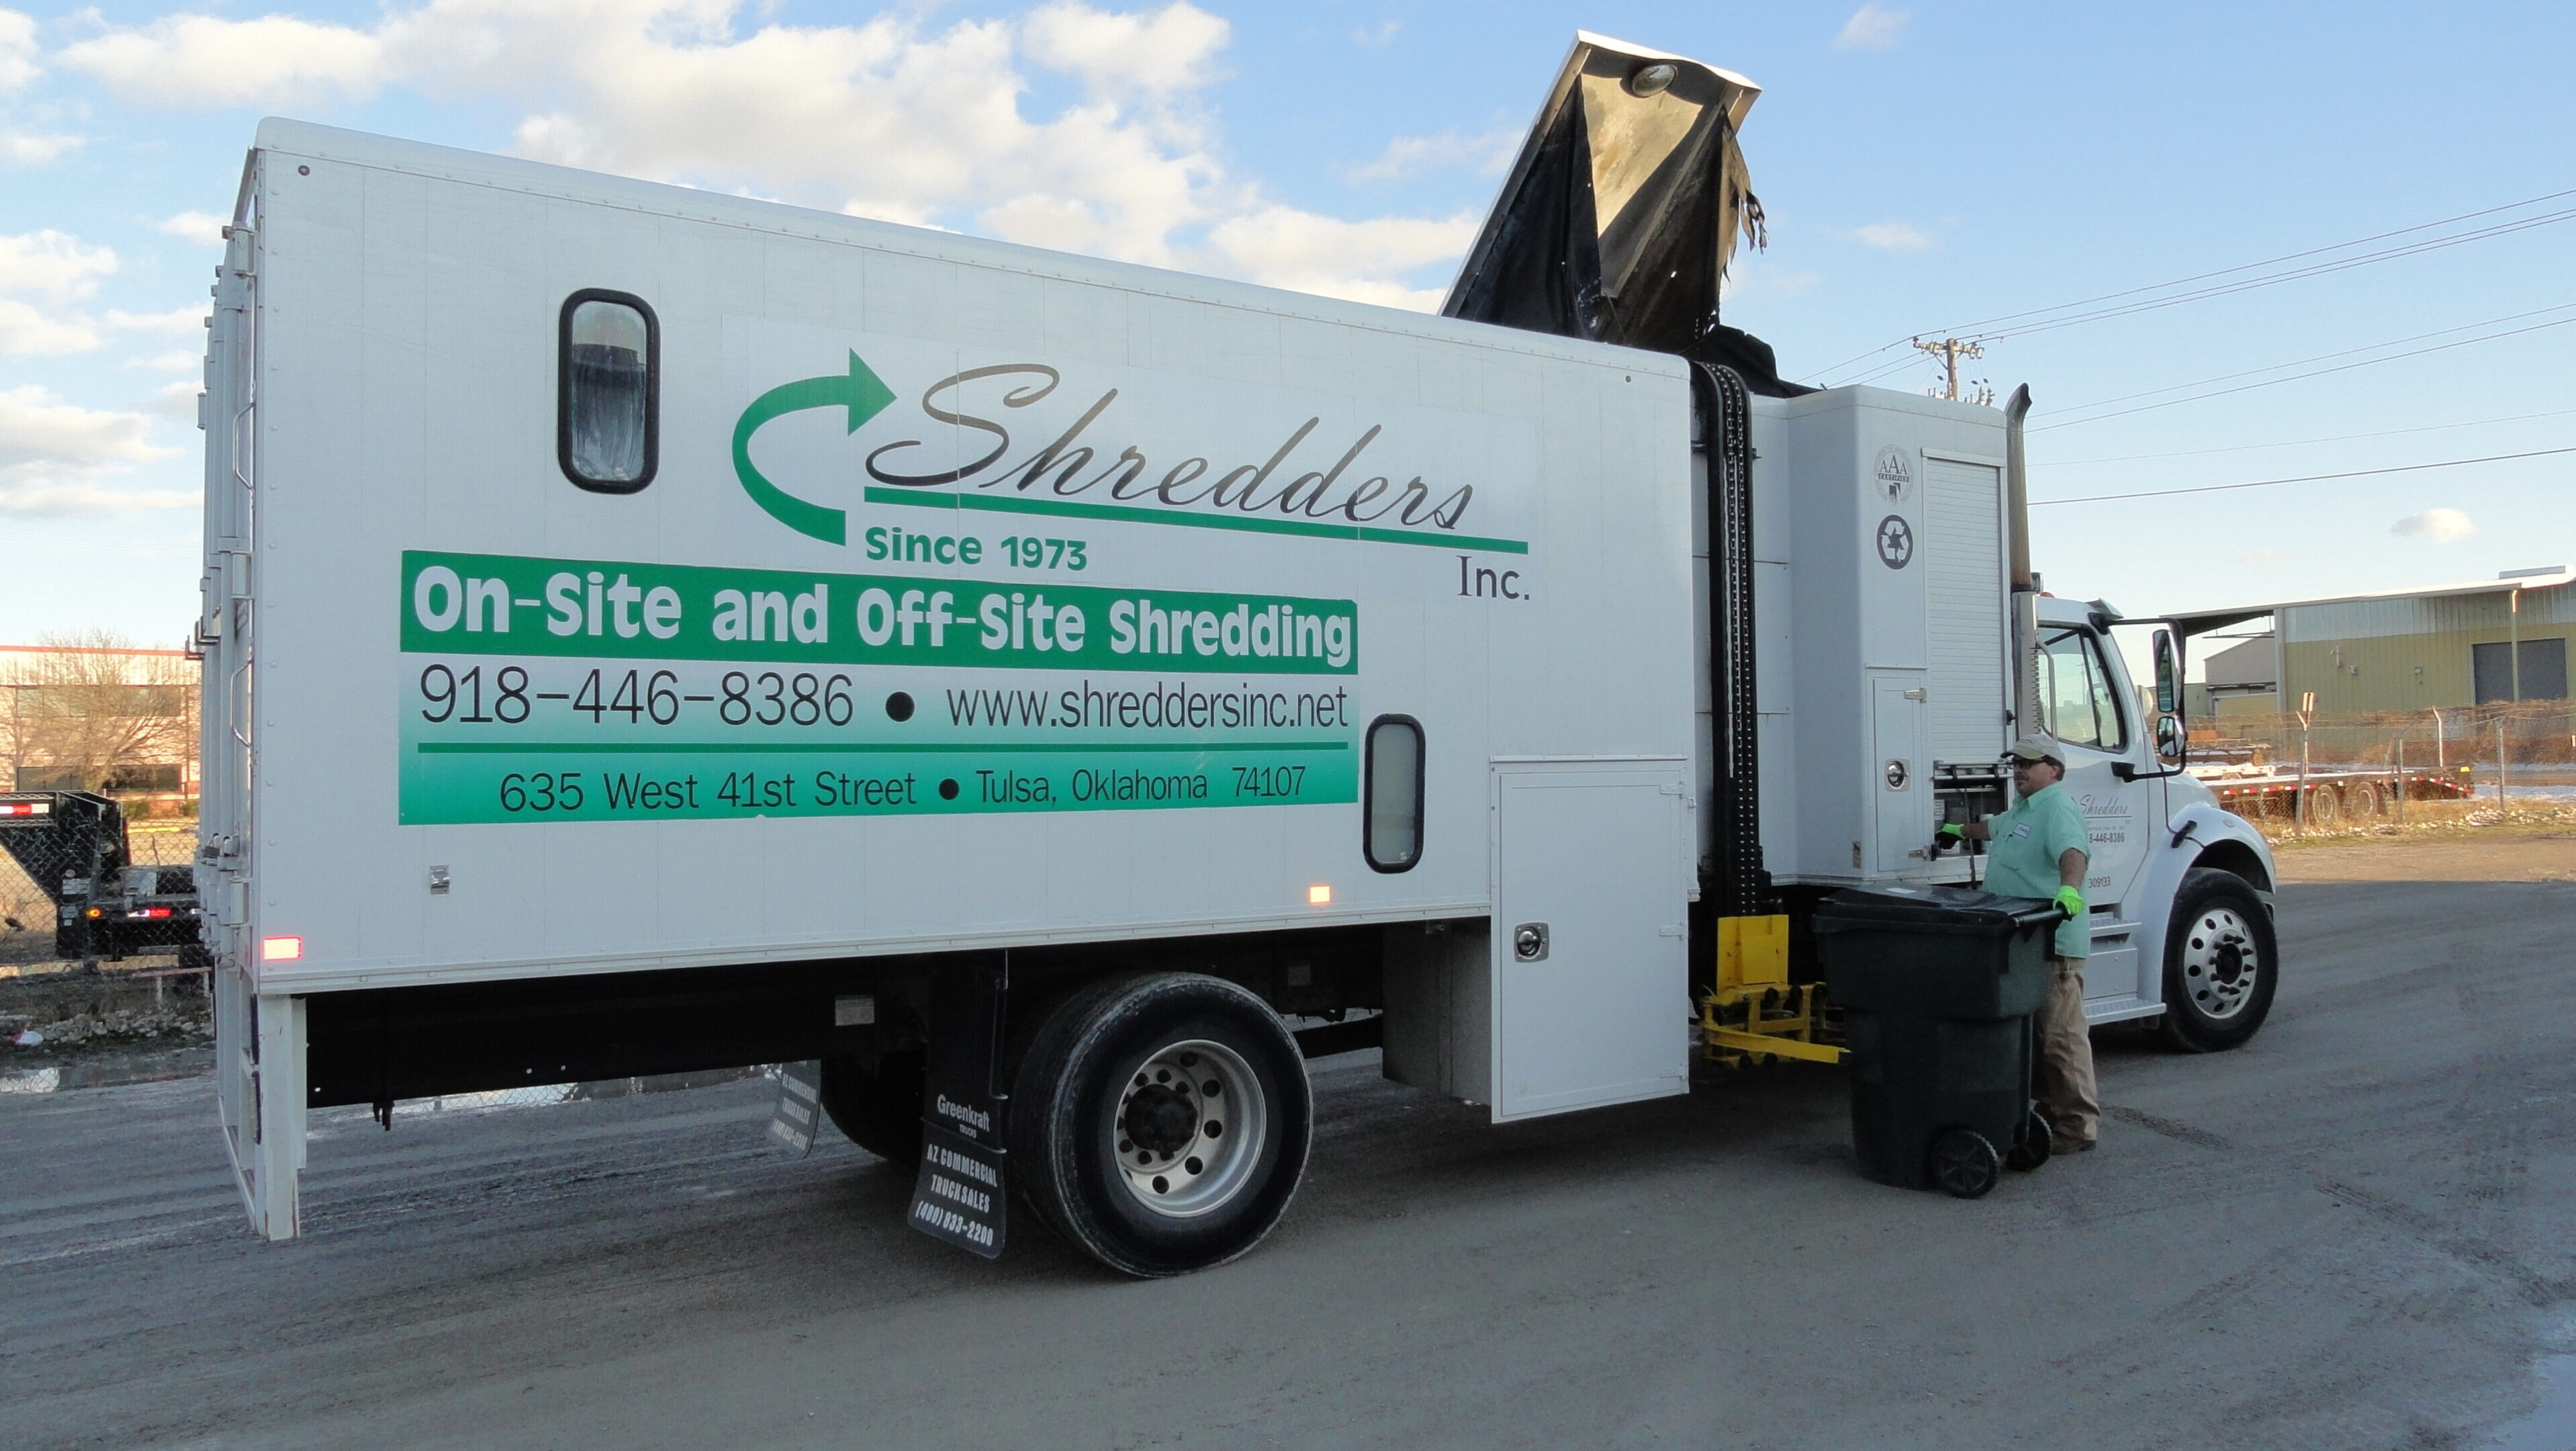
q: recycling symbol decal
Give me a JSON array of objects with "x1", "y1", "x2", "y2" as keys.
[{"x1": 1875, "y1": 514, "x2": 1915, "y2": 570}]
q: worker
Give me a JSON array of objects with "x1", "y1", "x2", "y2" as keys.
[{"x1": 1933, "y1": 735, "x2": 2098, "y2": 1153}]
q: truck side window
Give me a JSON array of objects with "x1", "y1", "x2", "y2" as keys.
[
  {"x1": 1363, "y1": 715, "x2": 1424, "y2": 872},
  {"x1": 2036, "y1": 629, "x2": 2127, "y2": 753},
  {"x1": 558, "y1": 290, "x2": 658, "y2": 492}
]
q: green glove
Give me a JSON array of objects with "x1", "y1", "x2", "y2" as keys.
[
  {"x1": 1932, "y1": 823, "x2": 1964, "y2": 852},
  {"x1": 2053, "y1": 885, "x2": 2085, "y2": 918}
]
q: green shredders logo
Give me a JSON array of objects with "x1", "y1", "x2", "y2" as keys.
[
  {"x1": 729, "y1": 352, "x2": 1528, "y2": 556},
  {"x1": 731, "y1": 351, "x2": 897, "y2": 545}
]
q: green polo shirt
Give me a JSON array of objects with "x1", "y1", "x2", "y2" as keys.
[{"x1": 1984, "y1": 780, "x2": 2091, "y2": 959}]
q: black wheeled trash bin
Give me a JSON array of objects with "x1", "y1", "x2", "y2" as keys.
[{"x1": 1814, "y1": 886, "x2": 2064, "y2": 1199}]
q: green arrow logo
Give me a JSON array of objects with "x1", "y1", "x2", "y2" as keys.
[{"x1": 731, "y1": 350, "x2": 898, "y2": 545}]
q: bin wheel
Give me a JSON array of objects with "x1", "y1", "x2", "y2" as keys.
[
  {"x1": 2006, "y1": 1108, "x2": 2053, "y2": 1172},
  {"x1": 1928, "y1": 1128, "x2": 2002, "y2": 1198}
]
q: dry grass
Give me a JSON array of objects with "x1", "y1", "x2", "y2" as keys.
[{"x1": 2256, "y1": 795, "x2": 2576, "y2": 850}]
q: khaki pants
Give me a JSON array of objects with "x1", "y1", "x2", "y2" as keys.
[{"x1": 2035, "y1": 956, "x2": 2100, "y2": 1147}]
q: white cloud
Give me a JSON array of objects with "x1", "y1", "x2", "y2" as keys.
[
  {"x1": 60, "y1": 13, "x2": 388, "y2": 109},
  {"x1": 48, "y1": 3, "x2": 1471, "y2": 307},
  {"x1": 0, "y1": 230, "x2": 117, "y2": 303},
  {"x1": 1341, "y1": 126, "x2": 1517, "y2": 185},
  {"x1": 1852, "y1": 221, "x2": 1932, "y2": 251},
  {"x1": 107, "y1": 306, "x2": 208, "y2": 338},
  {"x1": 2236, "y1": 549, "x2": 2289, "y2": 567},
  {"x1": 1200, "y1": 206, "x2": 1479, "y2": 311},
  {"x1": 1023, "y1": 0, "x2": 1228, "y2": 99},
  {"x1": 129, "y1": 349, "x2": 201, "y2": 373},
  {"x1": 148, "y1": 380, "x2": 202, "y2": 417},
  {"x1": 0, "y1": 8, "x2": 38, "y2": 93},
  {"x1": 1834, "y1": 3, "x2": 1910, "y2": 51},
  {"x1": 154, "y1": 211, "x2": 229, "y2": 247},
  {"x1": 1, "y1": 130, "x2": 79, "y2": 166},
  {"x1": 0, "y1": 230, "x2": 118, "y2": 355},
  {"x1": 0, "y1": 478, "x2": 196, "y2": 515},
  {"x1": 0, "y1": 384, "x2": 187, "y2": 517},
  {"x1": 2392, "y1": 508, "x2": 2476, "y2": 542},
  {"x1": 1351, "y1": 21, "x2": 1399, "y2": 49}
]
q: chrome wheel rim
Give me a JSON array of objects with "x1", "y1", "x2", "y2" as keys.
[
  {"x1": 2180, "y1": 906, "x2": 2260, "y2": 1019},
  {"x1": 1113, "y1": 1039, "x2": 1265, "y2": 1218}
]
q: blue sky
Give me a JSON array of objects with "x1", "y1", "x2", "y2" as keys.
[{"x1": 4, "y1": 0, "x2": 2574, "y2": 661}]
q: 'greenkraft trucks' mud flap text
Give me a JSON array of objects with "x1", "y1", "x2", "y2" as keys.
[{"x1": 909, "y1": 955, "x2": 1009, "y2": 1258}]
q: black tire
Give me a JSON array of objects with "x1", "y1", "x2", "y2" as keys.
[
  {"x1": 2304, "y1": 786, "x2": 2340, "y2": 830},
  {"x1": 1928, "y1": 1128, "x2": 2001, "y2": 1199},
  {"x1": 819, "y1": 1049, "x2": 925, "y2": 1166},
  {"x1": 2158, "y1": 867, "x2": 2278, "y2": 1053},
  {"x1": 1010, "y1": 972, "x2": 1311, "y2": 1278}
]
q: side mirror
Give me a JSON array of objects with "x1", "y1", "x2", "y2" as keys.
[{"x1": 2152, "y1": 629, "x2": 2187, "y2": 767}]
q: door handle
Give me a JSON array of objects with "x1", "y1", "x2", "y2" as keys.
[{"x1": 1512, "y1": 922, "x2": 1549, "y2": 962}]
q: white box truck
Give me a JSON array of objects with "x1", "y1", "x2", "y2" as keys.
[{"x1": 195, "y1": 34, "x2": 2279, "y2": 1274}]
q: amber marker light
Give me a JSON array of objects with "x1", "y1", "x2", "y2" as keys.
[
  {"x1": 261, "y1": 936, "x2": 304, "y2": 961},
  {"x1": 1307, "y1": 884, "x2": 1332, "y2": 906}
]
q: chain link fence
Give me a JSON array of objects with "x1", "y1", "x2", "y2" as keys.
[{"x1": 2204, "y1": 701, "x2": 2575, "y2": 775}]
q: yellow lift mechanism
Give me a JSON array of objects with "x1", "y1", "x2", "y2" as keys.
[{"x1": 1698, "y1": 914, "x2": 1844, "y2": 1066}]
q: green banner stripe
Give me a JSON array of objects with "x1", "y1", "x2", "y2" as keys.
[
  {"x1": 864, "y1": 486, "x2": 1530, "y2": 556},
  {"x1": 418, "y1": 740, "x2": 1348, "y2": 755}
]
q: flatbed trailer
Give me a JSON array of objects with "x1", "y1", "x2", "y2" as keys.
[{"x1": 2191, "y1": 760, "x2": 2478, "y2": 828}]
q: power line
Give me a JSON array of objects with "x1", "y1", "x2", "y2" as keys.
[
  {"x1": 2034, "y1": 407, "x2": 2576, "y2": 468},
  {"x1": 2030, "y1": 309, "x2": 2576, "y2": 432},
  {"x1": 1966, "y1": 208, "x2": 2576, "y2": 345},
  {"x1": 2029, "y1": 445, "x2": 2576, "y2": 507},
  {"x1": 2037, "y1": 302, "x2": 2576, "y2": 420},
  {"x1": 1935, "y1": 187, "x2": 2576, "y2": 338},
  {"x1": 1808, "y1": 183, "x2": 2576, "y2": 382}
]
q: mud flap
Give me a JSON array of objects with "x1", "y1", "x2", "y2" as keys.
[
  {"x1": 907, "y1": 955, "x2": 1009, "y2": 1258},
  {"x1": 768, "y1": 1060, "x2": 822, "y2": 1155}
]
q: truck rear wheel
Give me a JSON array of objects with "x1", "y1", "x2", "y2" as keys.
[
  {"x1": 1009, "y1": 973, "x2": 1310, "y2": 1277},
  {"x1": 819, "y1": 1049, "x2": 925, "y2": 1166},
  {"x1": 2158, "y1": 868, "x2": 2277, "y2": 1053}
]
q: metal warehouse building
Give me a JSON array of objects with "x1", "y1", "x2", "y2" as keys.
[{"x1": 2171, "y1": 566, "x2": 2575, "y2": 716}]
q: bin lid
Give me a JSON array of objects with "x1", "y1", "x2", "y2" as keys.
[{"x1": 1813, "y1": 884, "x2": 2063, "y2": 934}]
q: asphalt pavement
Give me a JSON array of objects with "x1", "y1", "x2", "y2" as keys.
[{"x1": 5, "y1": 873, "x2": 2573, "y2": 1450}]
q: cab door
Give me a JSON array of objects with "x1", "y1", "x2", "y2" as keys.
[{"x1": 2035, "y1": 624, "x2": 2154, "y2": 999}]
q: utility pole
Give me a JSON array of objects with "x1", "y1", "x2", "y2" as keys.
[{"x1": 1913, "y1": 337, "x2": 1992, "y2": 404}]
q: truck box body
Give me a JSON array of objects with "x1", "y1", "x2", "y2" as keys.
[{"x1": 213, "y1": 120, "x2": 1693, "y2": 994}]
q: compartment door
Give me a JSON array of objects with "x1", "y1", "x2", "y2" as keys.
[
  {"x1": 1870, "y1": 673, "x2": 1932, "y2": 875},
  {"x1": 1489, "y1": 759, "x2": 1691, "y2": 1123}
]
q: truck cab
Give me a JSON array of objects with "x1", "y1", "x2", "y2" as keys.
[{"x1": 2031, "y1": 597, "x2": 2279, "y2": 1043}]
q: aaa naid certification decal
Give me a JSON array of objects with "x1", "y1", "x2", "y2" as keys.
[{"x1": 396, "y1": 550, "x2": 1360, "y2": 826}]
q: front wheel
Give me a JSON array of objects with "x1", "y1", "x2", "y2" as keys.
[
  {"x1": 1011, "y1": 973, "x2": 1312, "y2": 1277},
  {"x1": 2158, "y1": 868, "x2": 2278, "y2": 1053}
]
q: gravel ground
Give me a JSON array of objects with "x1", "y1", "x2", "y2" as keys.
[{"x1": 3, "y1": 869, "x2": 2571, "y2": 1450}]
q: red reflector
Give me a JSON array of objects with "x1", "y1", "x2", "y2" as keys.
[
  {"x1": 130, "y1": 907, "x2": 173, "y2": 919},
  {"x1": 0, "y1": 802, "x2": 41, "y2": 816}
]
